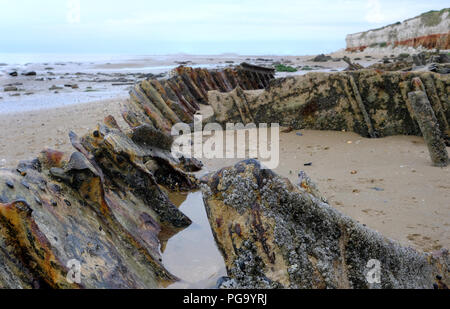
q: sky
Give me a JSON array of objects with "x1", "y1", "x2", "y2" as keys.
[{"x1": 0, "y1": 0, "x2": 448, "y2": 55}]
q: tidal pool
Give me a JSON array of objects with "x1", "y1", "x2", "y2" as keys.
[{"x1": 163, "y1": 191, "x2": 227, "y2": 289}]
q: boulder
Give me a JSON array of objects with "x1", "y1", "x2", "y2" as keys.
[
  {"x1": 311, "y1": 54, "x2": 332, "y2": 62},
  {"x1": 4, "y1": 86, "x2": 18, "y2": 92},
  {"x1": 49, "y1": 85, "x2": 63, "y2": 91}
]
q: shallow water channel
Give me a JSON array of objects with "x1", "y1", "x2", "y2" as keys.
[{"x1": 163, "y1": 191, "x2": 227, "y2": 289}]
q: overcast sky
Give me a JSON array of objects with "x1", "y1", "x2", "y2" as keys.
[{"x1": 0, "y1": 0, "x2": 448, "y2": 55}]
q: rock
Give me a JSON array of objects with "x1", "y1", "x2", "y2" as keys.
[
  {"x1": 436, "y1": 53, "x2": 449, "y2": 64},
  {"x1": 5, "y1": 180, "x2": 14, "y2": 189},
  {"x1": 428, "y1": 63, "x2": 450, "y2": 74},
  {"x1": 65, "y1": 84, "x2": 79, "y2": 89},
  {"x1": 49, "y1": 85, "x2": 63, "y2": 91},
  {"x1": 256, "y1": 58, "x2": 273, "y2": 62},
  {"x1": 311, "y1": 54, "x2": 332, "y2": 62},
  {"x1": 4, "y1": 86, "x2": 18, "y2": 92},
  {"x1": 413, "y1": 53, "x2": 427, "y2": 66},
  {"x1": 370, "y1": 187, "x2": 384, "y2": 191},
  {"x1": 201, "y1": 159, "x2": 449, "y2": 289},
  {"x1": 367, "y1": 51, "x2": 450, "y2": 73},
  {"x1": 368, "y1": 60, "x2": 413, "y2": 72}
]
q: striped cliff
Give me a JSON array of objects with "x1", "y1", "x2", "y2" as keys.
[{"x1": 346, "y1": 9, "x2": 450, "y2": 52}]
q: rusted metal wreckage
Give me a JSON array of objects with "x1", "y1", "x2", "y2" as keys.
[
  {"x1": 0, "y1": 64, "x2": 275, "y2": 289},
  {"x1": 0, "y1": 62, "x2": 448, "y2": 289},
  {"x1": 208, "y1": 70, "x2": 449, "y2": 165},
  {"x1": 125, "y1": 63, "x2": 275, "y2": 134}
]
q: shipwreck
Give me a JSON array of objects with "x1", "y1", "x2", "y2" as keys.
[{"x1": 0, "y1": 59, "x2": 448, "y2": 289}]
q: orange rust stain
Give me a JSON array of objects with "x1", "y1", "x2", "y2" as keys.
[
  {"x1": 104, "y1": 115, "x2": 120, "y2": 129},
  {"x1": 80, "y1": 177, "x2": 111, "y2": 216},
  {"x1": 43, "y1": 149, "x2": 65, "y2": 167},
  {"x1": 0, "y1": 201, "x2": 79, "y2": 289},
  {"x1": 216, "y1": 217, "x2": 223, "y2": 228},
  {"x1": 411, "y1": 77, "x2": 425, "y2": 91}
]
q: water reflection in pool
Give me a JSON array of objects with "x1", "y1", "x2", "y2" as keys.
[{"x1": 164, "y1": 191, "x2": 227, "y2": 289}]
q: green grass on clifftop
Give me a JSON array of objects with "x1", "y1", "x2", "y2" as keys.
[{"x1": 420, "y1": 8, "x2": 449, "y2": 27}]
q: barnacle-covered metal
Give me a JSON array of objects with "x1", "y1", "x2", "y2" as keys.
[{"x1": 202, "y1": 159, "x2": 449, "y2": 289}]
